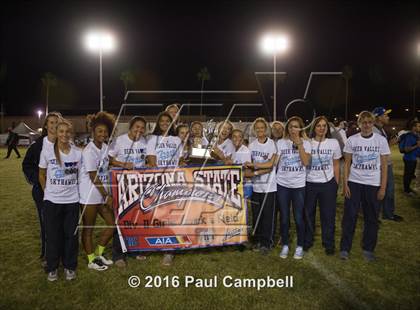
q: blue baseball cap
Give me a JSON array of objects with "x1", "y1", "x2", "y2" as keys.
[{"x1": 372, "y1": 107, "x2": 392, "y2": 117}]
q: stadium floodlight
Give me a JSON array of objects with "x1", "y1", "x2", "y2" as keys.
[
  {"x1": 84, "y1": 30, "x2": 116, "y2": 112},
  {"x1": 260, "y1": 33, "x2": 290, "y2": 121},
  {"x1": 37, "y1": 110, "x2": 43, "y2": 120}
]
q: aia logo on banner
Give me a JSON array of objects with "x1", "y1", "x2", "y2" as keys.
[{"x1": 145, "y1": 235, "x2": 192, "y2": 246}]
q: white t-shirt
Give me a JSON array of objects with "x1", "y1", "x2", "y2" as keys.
[
  {"x1": 233, "y1": 145, "x2": 253, "y2": 189},
  {"x1": 79, "y1": 142, "x2": 110, "y2": 205},
  {"x1": 232, "y1": 145, "x2": 251, "y2": 165},
  {"x1": 42, "y1": 136, "x2": 54, "y2": 151},
  {"x1": 39, "y1": 144, "x2": 82, "y2": 204},
  {"x1": 217, "y1": 138, "x2": 235, "y2": 158},
  {"x1": 146, "y1": 135, "x2": 182, "y2": 167},
  {"x1": 344, "y1": 133, "x2": 391, "y2": 186},
  {"x1": 108, "y1": 134, "x2": 147, "y2": 168},
  {"x1": 307, "y1": 138, "x2": 342, "y2": 183},
  {"x1": 276, "y1": 138, "x2": 312, "y2": 188},
  {"x1": 249, "y1": 138, "x2": 277, "y2": 193}
]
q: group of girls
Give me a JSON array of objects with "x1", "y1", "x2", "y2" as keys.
[
  {"x1": 212, "y1": 112, "x2": 388, "y2": 263},
  {"x1": 23, "y1": 104, "x2": 389, "y2": 281}
]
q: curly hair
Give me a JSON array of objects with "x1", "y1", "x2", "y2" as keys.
[{"x1": 87, "y1": 111, "x2": 116, "y2": 135}]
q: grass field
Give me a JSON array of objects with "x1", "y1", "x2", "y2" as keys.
[{"x1": 0, "y1": 147, "x2": 419, "y2": 310}]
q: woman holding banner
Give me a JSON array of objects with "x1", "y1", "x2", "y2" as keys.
[
  {"x1": 79, "y1": 112, "x2": 116, "y2": 271},
  {"x1": 245, "y1": 118, "x2": 278, "y2": 255},
  {"x1": 230, "y1": 129, "x2": 254, "y2": 198},
  {"x1": 146, "y1": 111, "x2": 184, "y2": 266},
  {"x1": 276, "y1": 116, "x2": 311, "y2": 260},
  {"x1": 304, "y1": 116, "x2": 342, "y2": 255},
  {"x1": 109, "y1": 116, "x2": 148, "y2": 267}
]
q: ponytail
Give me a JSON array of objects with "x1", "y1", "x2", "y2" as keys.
[{"x1": 54, "y1": 140, "x2": 61, "y2": 166}]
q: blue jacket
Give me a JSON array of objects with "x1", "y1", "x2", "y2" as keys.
[{"x1": 401, "y1": 132, "x2": 419, "y2": 161}]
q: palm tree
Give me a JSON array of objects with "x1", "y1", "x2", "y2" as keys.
[
  {"x1": 120, "y1": 70, "x2": 136, "y2": 95},
  {"x1": 120, "y1": 70, "x2": 136, "y2": 115},
  {"x1": 342, "y1": 65, "x2": 352, "y2": 121},
  {"x1": 41, "y1": 72, "x2": 58, "y2": 115},
  {"x1": 197, "y1": 67, "x2": 211, "y2": 116}
]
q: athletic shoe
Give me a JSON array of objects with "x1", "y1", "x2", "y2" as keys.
[
  {"x1": 88, "y1": 258, "x2": 108, "y2": 271},
  {"x1": 325, "y1": 248, "x2": 335, "y2": 256},
  {"x1": 293, "y1": 246, "x2": 304, "y2": 260},
  {"x1": 162, "y1": 253, "x2": 174, "y2": 266},
  {"x1": 392, "y1": 214, "x2": 404, "y2": 222},
  {"x1": 340, "y1": 251, "x2": 349, "y2": 260},
  {"x1": 47, "y1": 270, "x2": 58, "y2": 282},
  {"x1": 279, "y1": 245, "x2": 289, "y2": 259},
  {"x1": 114, "y1": 259, "x2": 127, "y2": 268},
  {"x1": 97, "y1": 255, "x2": 113, "y2": 266},
  {"x1": 64, "y1": 268, "x2": 76, "y2": 281},
  {"x1": 135, "y1": 255, "x2": 147, "y2": 261},
  {"x1": 259, "y1": 246, "x2": 270, "y2": 256},
  {"x1": 362, "y1": 250, "x2": 376, "y2": 262}
]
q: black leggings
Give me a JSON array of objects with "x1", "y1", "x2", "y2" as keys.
[{"x1": 403, "y1": 159, "x2": 417, "y2": 193}]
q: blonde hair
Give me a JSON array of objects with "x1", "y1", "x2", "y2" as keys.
[
  {"x1": 357, "y1": 111, "x2": 375, "y2": 125},
  {"x1": 284, "y1": 116, "x2": 308, "y2": 140},
  {"x1": 231, "y1": 128, "x2": 244, "y2": 138},
  {"x1": 252, "y1": 117, "x2": 270, "y2": 136},
  {"x1": 271, "y1": 121, "x2": 284, "y2": 129},
  {"x1": 165, "y1": 103, "x2": 180, "y2": 112},
  {"x1": 54, "y1": 119, "x2": 73, "y2": 166}
]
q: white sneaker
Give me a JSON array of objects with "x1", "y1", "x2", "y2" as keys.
[
  {"x1": 47, "y1": 270, "x2": 58, "y2": 282},
  {"x1": 279, "y1": 245, "x2": 289, "y2": 259},
  {"x1": 294, "y1": 246, "x2": 304, "y2": 260},
  {"x1": 88, "y1": 258, "x2": 108, "y2": 271},
  {"x1": 64, "y1": 268, "x2": 76, "y2": 281},
  {"x1": 97, "y1": 255, "x2": 113, "y2": 266}
]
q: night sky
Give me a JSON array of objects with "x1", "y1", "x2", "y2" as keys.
[{"x1": 1, "y1": 1, "x2": 420, "y2": 120}]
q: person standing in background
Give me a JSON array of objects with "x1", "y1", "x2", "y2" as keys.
[
  {"x1": 400, "y1": 119, "x2": 420, "y2": 197},
  {"x1": 4, "y1": 128, "x2": 21, "y2": 159},
  {"x1": 372, "y1": 107, "x2": 403, "y2": 221}
]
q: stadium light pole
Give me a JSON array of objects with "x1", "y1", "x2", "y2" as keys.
[
  {"x1": 84, "y1": 31, "x2": 116, "y2": 112},
  {"x1": 37, "y1": 110, "x2": 43, "y2": 126},
  {"x1": 260, "y1": 34, "x2": 289, "y2": 121}
]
